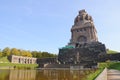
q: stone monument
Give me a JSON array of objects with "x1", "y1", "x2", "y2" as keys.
[{"x1": 58, "y1": 9, "x2": 106, "y2": 67}]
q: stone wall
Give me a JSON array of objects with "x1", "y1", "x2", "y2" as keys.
[
  {"x1": 58, "y1": 42, "x2": 106, "y2": 67},
  {"x1": 37, "y1": 58, "x2": 57, "y2": 68},
  {"x1": 37, "y1": 58, "x2": 57, "y2": 64},
  {"x1": 98, "y1": 53, "x2": 120, "y2": 62}
]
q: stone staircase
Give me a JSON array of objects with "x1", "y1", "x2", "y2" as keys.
[{"x1": 107, "y1": 69, "x2": 120, "y2": 80}]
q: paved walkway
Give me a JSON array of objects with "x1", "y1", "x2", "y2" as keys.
[{"x1": 107, "y1": 69, "x2": 120, "y2": 80}]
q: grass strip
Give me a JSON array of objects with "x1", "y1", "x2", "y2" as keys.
[
  {"x1": 0, "y1": 63, "x2": 38, "y2": 69},
  {"x1": 84, "y1": 68, "x2": 103, "y2": 80}
]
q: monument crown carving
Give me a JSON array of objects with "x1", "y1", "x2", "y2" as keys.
[{"x1": 74, "y1": 9, "x2": 93, "y2": 26}]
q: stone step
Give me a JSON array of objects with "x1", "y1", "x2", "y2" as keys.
[{"x1": 107, "y1": 69, "x2": 120, "y2": 80}]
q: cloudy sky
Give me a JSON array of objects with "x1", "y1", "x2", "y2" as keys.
[{"x1": 0, "y1": 0, "x2": 120, "y2": 53}]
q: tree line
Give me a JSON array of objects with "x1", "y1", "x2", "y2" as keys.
[{"x1": 0, "y1": 47, "x2": 57, "y2": 58}]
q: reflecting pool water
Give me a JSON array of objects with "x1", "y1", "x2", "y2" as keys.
[{"x1": 0, "y1": 69, "x2": 96, "y2": 80}]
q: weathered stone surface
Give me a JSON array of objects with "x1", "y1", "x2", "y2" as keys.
[
  {"x1": 58, "y1": 42, "x2": 106, "y2": 66},
  {"x1": 37, "y1": 58, "x2": 57, "y2": 64},
  {"x1": 98, "y1": 53, "x2": 120, "y2": 62},
  {"x1": 69, "y1": 9, "x2": 98, "y2": 46}
]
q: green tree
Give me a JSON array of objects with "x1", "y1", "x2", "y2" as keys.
[
  {"x1": 0, "y1": 49, "x2": 2, "y2": 57},
  {"x1": 20, "y1": 50, "x2": 32, "y2": 57},
  {"x1": 31, "y1": 51, "x2": 57, "y2": 58},
  {"x1": 41, "y1": 52, "x2": 50, "y2": 58},
  {"x1": 31, "y1": 51, "x2": 38, "y2": 57},
  {"x1": 10, "y1": 48, "x2": 20, "y2": 55},
  {"x1": 37, "y1": 51, "x2": 42, "y2": 58},
  {"x1": 19, "y1": 50, "x2": 25, "y2": 56},
  {"x1": 2, "y1": 47, "x2": 11, "y2": 56},
  {"x1": 26, "y1": 51, "x2": 32, "y2": 57},
  {"x1": 49, "y1": 54, "x2": 57, "y2": 58}
]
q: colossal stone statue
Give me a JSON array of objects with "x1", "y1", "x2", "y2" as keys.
[{"x1": 69, "y1": 9, "x2": 98, "y2": 46}]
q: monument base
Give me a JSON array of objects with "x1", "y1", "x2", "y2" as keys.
[{"x1": 58, "y1": 42, "x2": 106, "y2": 68}]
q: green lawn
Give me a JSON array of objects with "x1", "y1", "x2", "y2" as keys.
[
  {"x1": 108, "y1": 62, "x2": 120, "y2": 70},
  {"x1": 98, "y1": 62, "x2": 120, "y2": 70},
  {"x1": 85, "y1": 68, "x2": 103, "y2": 80},
  {"x1": 86, "y1": 62, "x2": 120, "y2": 80},
  {"x1": 0, "y1": 63, "x2": 38, "y2": 69},
  {"x1": 107, "y1": 50, "x2": 119, "y2": 54},
  {"x1": 0, "y1": 57, "x2": 10, "y2": 63}
]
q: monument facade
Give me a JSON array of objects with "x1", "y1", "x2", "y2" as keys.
[{"x1": 69, "y1": 9, "x2": 98, "y2": 46}]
